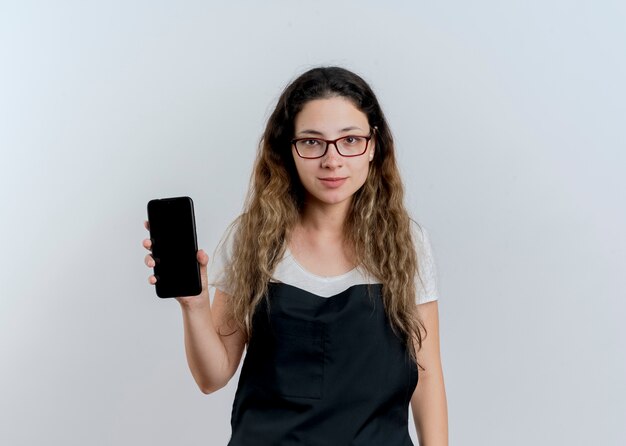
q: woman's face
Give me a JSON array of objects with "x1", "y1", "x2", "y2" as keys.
[{"x1": 292, "y1": 96, "x2": 375, "y2": 209}]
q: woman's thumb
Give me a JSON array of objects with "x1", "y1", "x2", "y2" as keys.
[{"x1": 197, "y1": 249, "x2": 209, "y2": 267}]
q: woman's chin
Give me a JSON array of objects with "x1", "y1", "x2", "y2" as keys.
[{"x1": 306, "y1": 191, "x2": 353, "y2": 207}]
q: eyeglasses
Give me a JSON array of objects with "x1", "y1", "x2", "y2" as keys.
[{"x1": 291, "y1": 128, "x2": 375, "y2": 159}]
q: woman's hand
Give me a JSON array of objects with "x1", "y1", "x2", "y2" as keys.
[{"x1": 142, "y1": 220, "x2": 211, "y2": 308}]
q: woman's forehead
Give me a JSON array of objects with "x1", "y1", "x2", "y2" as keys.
[{"x1": 294, "y1": 97, "x2": 368, "y2": 136}]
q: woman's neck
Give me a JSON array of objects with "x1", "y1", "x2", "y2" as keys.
[
  {"x1": 292, "y1": 198, "x2": 357, "y2": 266},
  {"x1": 298, "y1": 199, "x2": 350, "y2": 236}
]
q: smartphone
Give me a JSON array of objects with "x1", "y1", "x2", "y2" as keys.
[{"x1": 146, "y1": 196, "x2": 202, "y2": 298}]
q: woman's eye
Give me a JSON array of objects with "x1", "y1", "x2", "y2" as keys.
[
  {"x1": 304, "y1": 139, "x2": 320, "y2": 146},
  {"x1": 345, "y1": 136, "x2": 362, "y2": 144}
]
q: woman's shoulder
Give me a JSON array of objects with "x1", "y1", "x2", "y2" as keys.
[
  {"x1": 207, "y1": 216, "x2": 243, "y2": 295},
  {"x1": 409, "y1": 218, "x2": 431, "y2": 249},
  {"x1": 409, "y1": 218, "x2": 440, "y2": 304}
]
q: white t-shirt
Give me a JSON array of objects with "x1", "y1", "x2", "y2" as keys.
[{"x1": 207, "y1": 220, "x2": 440, "y2": 305}]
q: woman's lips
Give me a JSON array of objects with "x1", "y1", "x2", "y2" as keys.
[{"x1": 319, "y1": 177, "x2": 347, "y2": 188}]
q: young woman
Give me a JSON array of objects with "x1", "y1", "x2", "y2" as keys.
[{"x1": 143, "y1": 66, "x2": 448, "y2": 445}]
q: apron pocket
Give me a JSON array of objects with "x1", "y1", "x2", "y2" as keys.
[{"x1": 270, "y1": 315, "x2": 324, "y2": 399}]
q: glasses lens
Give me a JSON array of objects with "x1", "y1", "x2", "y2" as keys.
[
  {"x1": 337, "y1": 136, "x2": 368, "y2": 156},
  {"x1": 295, "y1": 139, "x2": 326, "y2": 158}
]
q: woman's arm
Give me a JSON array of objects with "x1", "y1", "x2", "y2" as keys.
[
  {"x1": 179, "y1": 288, "x2": 246, "y2": 394},
  {"x1": 411, "y1": 300, "x2": 448, "y2": 445}
]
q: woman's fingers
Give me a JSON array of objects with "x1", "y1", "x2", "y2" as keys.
[
  {"x1": 143, "y1": 220, "x2": 156, "y2": 284},
  {"x1": 145, "y1": 251, "x2": 157, "y2": 284},
  {"x1": 143, "y1": 221, "x2": 153, "y2": 251}
]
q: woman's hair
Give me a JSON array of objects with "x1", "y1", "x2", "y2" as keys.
[{"x1": 218, "y1": 66, "x2": 429, "y2": 371}]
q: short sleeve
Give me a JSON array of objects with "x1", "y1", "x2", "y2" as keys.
[
  {"x1": 206, "y1": 222, "x2": 237, "y2": 296},
  {"x1": 411, "y1": 222, "x2": 440, "y2": 305}
]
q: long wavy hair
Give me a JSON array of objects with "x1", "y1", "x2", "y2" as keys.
[{"x1": 218, "y1": 66, "x2": 429, "y2": 371}]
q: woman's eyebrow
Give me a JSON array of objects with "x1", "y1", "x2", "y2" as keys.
[
  {"x1": 298, "y1": 129, "x2": 325, "y2": 136},
  {"x1": 297, "y1": 126, "x2": 364, "y2": 136},
  {"x1": 339, "y1": 126, "x2": 363, "y2": 133}
]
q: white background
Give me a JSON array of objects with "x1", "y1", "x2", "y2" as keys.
[{"x1": 1, "y1": 1, "x2": 624, "y2": 445}]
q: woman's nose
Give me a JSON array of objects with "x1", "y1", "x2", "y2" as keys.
[{"x1": 321, "y1": 143, "x2": 343, "y2": 167}]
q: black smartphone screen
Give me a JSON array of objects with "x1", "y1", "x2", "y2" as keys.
[{"x1": 147, "y1": 196, "x2": 202, "y2": 298}]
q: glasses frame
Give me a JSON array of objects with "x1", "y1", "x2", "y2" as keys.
[{"x1": 291, "y1": 128, "x2": 376, "y2": 159}]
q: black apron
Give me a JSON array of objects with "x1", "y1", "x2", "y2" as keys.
[{"x1": 227, "y1": 282, "x2": 418, "y2": 446}]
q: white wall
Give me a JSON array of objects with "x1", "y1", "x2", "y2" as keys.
[{"x1": 1, "y1": 1, "x2": 624, "y2": 445}]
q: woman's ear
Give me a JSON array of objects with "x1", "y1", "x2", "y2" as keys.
[{"x1": 369, "y1": 127, "x2": 377, "y2": 161}]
